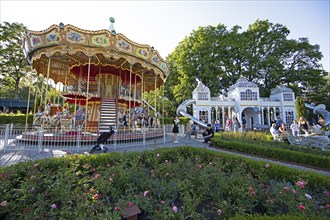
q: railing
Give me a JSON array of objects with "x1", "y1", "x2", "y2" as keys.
[{"x1": 0, "y1": 124, "x2": 167, "y2": 154}]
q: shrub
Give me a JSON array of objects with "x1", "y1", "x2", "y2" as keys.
[
  {"x1": 0, "y1": 147, "x2": 329, "y2": 219},
  {"x1": 0, "y1": 113, "x2": 33, "y2": 125}
]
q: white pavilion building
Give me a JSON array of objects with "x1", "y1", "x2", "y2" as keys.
[{"x1": 190, "y1": 77, "x2": 296, "y2": 130}]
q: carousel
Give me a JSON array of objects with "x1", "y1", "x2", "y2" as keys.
[{"x1": 20, "y1": 18, "x2": 169, "y2": 143}]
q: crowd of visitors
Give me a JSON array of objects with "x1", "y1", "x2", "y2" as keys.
[{"x1": 269, "y1": 116, "x2": 326, "y2": 140}]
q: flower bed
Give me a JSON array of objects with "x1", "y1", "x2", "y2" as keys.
[{"x1": 0, "y1": 147, "x2": 329, "y2": 219}]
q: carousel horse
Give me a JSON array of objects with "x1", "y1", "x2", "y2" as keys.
[
  {"x1": 33, "y1": 105, "x2": 65, "y2": 128},
  {"x1": 129, "y1": 107, "x2": 148, "y2": 128}
]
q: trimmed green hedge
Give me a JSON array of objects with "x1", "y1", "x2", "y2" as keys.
[
  {"x1": 218, "y1": 132, "x2": 330, "y2": 157},
  {"x1": 0, "y1": 113, "x2": 33, "y2": 125},
  {"x1": 211, "y1": 138, "x2": 330, "y2": 170}
]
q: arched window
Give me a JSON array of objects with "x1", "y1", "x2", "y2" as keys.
[
  {"x1": 285, "y1": 110, "x2": 294, "y2": 126},
  {"x1": 199, "y1": 110, "x2": 208, "y2": 123},
  {"x1": 240, "y1": 89, "x2": 257, "y2": 101}
]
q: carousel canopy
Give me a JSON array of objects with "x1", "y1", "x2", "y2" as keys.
[{"x1": 23, "y1": 22, "x2": 169, "y2": 91}]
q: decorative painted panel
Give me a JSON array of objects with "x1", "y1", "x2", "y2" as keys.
[
  {"x1": 30, "y1": 35, "x2": 42, "y2": 48},
  {"x1": 152, "y1": 55, "x2": 160, "y2": 64},
  {"x1": 160, "y1": 63, "x2": 167, "y2": 72},
  {"x1": 67, "y1": 31, "x2": 86, "y2": 43},
  {"x1": 91, "y1": 35, "x2": 110, "y2": 46},
  {"x1": 136, "y1": 48, "x2": 149, "y2": 59},
  {"x1": 46, "y1": 31, "x2": 60, "y2": 44},
  {"x1": 116, "y1": 40, "x2": 131, "y2": 52}
]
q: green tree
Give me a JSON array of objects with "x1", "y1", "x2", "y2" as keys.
[
  {"x1": 166, "y1": 19, "x2": 328, "y2": 106},
  {"x1": 0, "y1": 22, "x2": 30, "y2": 99},
  {"x1": 295, "y1": 96, "x2": 307, "y2": 120}
]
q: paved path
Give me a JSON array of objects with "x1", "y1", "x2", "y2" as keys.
[{"x1": 1, "y1": 134, "x2": 329, "y2": 176}]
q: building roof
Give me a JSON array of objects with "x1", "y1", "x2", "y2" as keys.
[
  {"x1": 228, "y1": 76, "x2": 258, "y2": 91},
  {"x1": 270, "y1": 85, "x2": 293, "y2": 95},
  {"x1": 193, "y1": 80, "x2": 210, "y2": 93}
]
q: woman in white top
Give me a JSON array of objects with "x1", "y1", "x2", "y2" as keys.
[{"x1": 290, "y1": 120, "x2": 299, "y2": 136}]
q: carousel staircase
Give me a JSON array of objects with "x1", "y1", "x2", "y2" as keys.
[{"x1": 98, "y1": 98, "x2": 117, "y2": 133}]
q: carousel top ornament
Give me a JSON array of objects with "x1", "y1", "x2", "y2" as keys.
[{"x1": 22, "y1": 17, "x2": 169, "y2": 91}]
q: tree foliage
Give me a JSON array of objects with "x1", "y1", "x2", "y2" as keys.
[
  {"x1": 166, "y1": 19, "x2": 328, "y2": 109},
  {"x1": 0, "y1": 22, "x2": 30, "y2": 99}
]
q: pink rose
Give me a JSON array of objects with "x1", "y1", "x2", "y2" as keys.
[
  {"x1": 172, "y1": 206, "x2": 178, "y2": 213},
  {"x1": 296, "y1": 181, "x2": 306, "y2": 189},
  {"x1": 198, "y1": 164, "x2": 203, "y2": 169},
  {"x1": 50, "y1": 203, "x2": 57, "y2": 209},
  {"x1": 0, "y1": 201, "x2": 8, "y2": 206},
  {"x1": 161, "y1": 200, "x2": 166, "y2": 205},
  {"x1": 93, "y1": 193, "x2": 99, "y2": 200},
  {"x1": 127, "y1": 202, "x2": 133, "y2": 207},
  {"x1": 217, "y1": 208, "x2": 222, "y2": 216},
  {"x1": 94, "y1": 174, "x2": 101, "y2": 179},
  {"x1": 298, "y1": 205, "x2": 305, "y2": 210}
]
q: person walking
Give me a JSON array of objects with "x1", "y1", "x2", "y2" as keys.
[{"x1": 172, "y1": 116, "x2": 180, "y2": 143}]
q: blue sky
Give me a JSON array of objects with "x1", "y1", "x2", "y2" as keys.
[{"x1": 1, "y1": 0, "x2": 329, "y2": 73}]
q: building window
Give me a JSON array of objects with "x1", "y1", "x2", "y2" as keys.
[
  {"x1": 285, "y1": 110, "x2": 294, "y2": 126},
  {"x1": 199, "y1": 111, "x2": 208, "y2": 123},
  {"x1": 283, "y1": 93, "x2": 293, "y2": 101},
  {"x1": 198, "y1": 92, "x2": 209, "y2": 100},
  {"x1": 240, "y1": 89, "x2": 257, "y2": 101}
]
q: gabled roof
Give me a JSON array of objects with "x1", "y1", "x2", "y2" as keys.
[
  {"x1": 271, "y1": 85, "x2": 293, "y2": 95},
  {"x1": 193, "y1": 80, "x2": 210, "y2": 93},
  {"x1": 228, "y1": 76, "x2": 258, "y2": 91}
]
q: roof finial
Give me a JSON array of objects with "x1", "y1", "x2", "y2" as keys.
[{"x1": 108, "y1": 17, "x2": 116, "y2": 35}]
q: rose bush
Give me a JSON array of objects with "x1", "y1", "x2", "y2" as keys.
[{"x1": 0, "y1": 147, "x2": 329, "y2": 219}]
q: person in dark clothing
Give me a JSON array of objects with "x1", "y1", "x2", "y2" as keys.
[
  {"x1": 89, "y1": 126, "x2": 115, "y2": 153},
  {"x1": 172, "y1": 116, "x2": 180, "y2": 143},
  {"x1": 203, "y1": 124, "x2": 214, "y2": 143}
]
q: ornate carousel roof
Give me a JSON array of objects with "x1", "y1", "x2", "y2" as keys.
[{"x1": 23, "y1": 21, "x2": 169, "y2": 91}]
